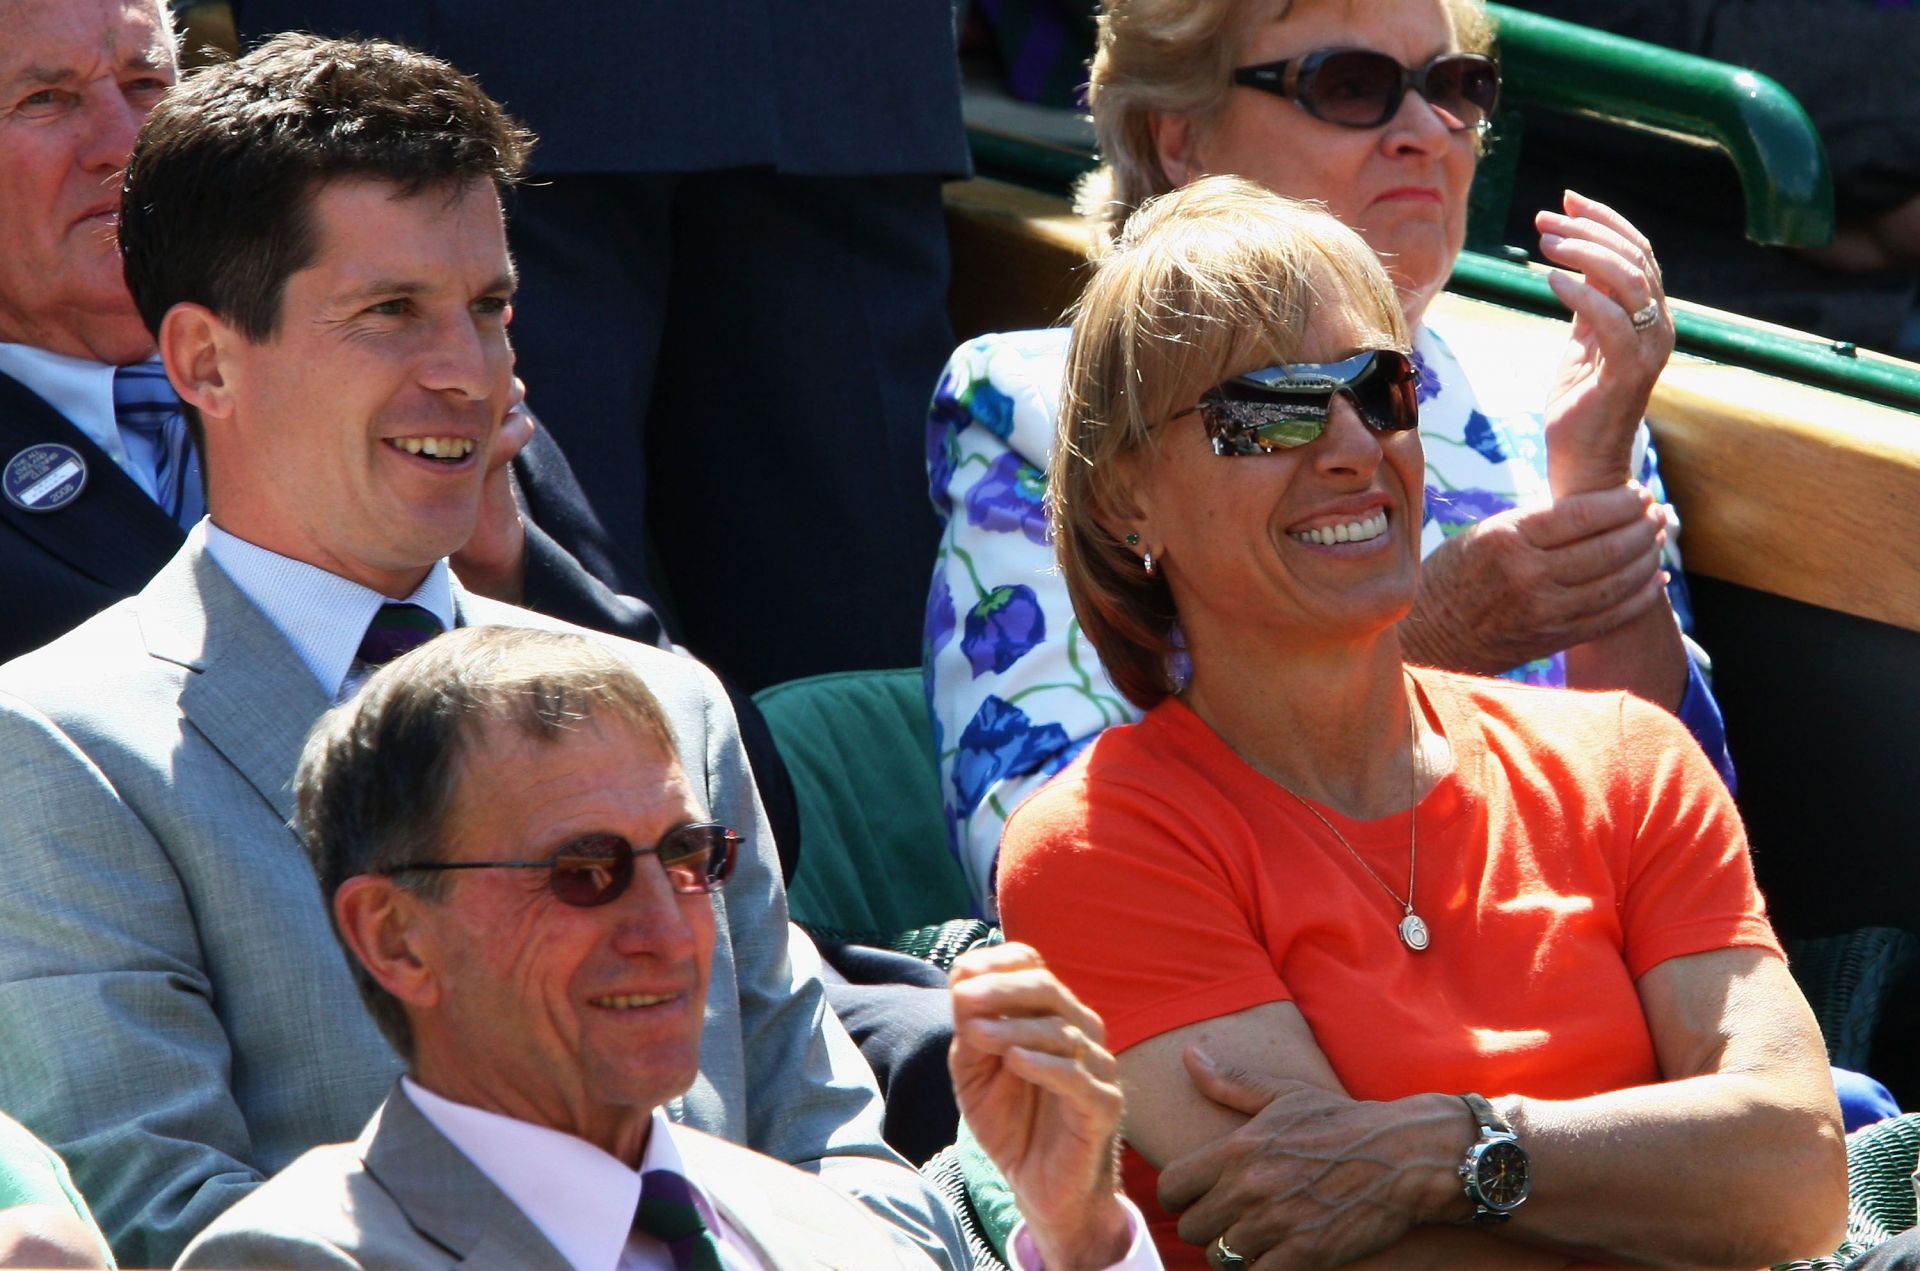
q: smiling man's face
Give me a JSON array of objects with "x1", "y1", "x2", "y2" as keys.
[
  {"x1": 0, "y1": 0, "x2": 175, "y2": 362},
  {"x1": 205, "y1": 176, "x2": 516, "y2": 597}
]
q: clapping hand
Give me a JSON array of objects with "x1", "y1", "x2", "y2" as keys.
[
  {"x1": 1537, "y1": 191, "x2": 1675, "y2": 496},
  {"x1": 1399, "y1": 483, "x2": 1669, "y2": 674}
]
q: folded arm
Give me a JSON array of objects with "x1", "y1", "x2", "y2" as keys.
[{"x1": 1138, "y1": 948, "x2": 1843, "y2": 1270}]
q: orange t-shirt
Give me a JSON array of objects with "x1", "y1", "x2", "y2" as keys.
[{"x1": 998, "y1": 668, "x2": 1781, "y2": 1267}]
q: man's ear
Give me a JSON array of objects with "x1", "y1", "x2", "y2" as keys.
[
  {"x1": 158, "y1": 302, "x2": 238, "y2": 425},
  {"x1": 334, "y1": 876, "x2": 443, "y2": 1012},
  {"x1": 1147, "y1": 109, "x2": 1204, "y2": 189}
]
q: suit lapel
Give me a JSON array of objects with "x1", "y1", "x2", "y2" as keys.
[
  {"x1": 362, "y1": 1088, "x2": 576, "y2": 1271},
  {"x1": 0, "y1": 370, "x2": 182, "y2": 592},
  {"x1": 140, "y1": 540, "x2": 331, "y2": 826}
]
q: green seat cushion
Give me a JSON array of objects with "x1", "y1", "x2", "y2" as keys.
[{"x1": 754, "y1": 669, "x2": 976, "y2": 936}]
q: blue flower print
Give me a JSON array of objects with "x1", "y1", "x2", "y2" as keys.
[
  {"x1": 952, "y1": 695, "x2": 1072, "y2": 816},
  {"x1": 965, "y1": 452, "x2": 1051, "y2": 545},
  {"x1": 961, "y1": 584, "x2": 1046, "y2": 677},
  {"x1": 1463, "y1": 410, "x2": 1508, "y2": 463},
  {"x1": 967, "y1": 381, "x2": 1015, "y2": 440},
  {"x1": 1410, "y1": 349, "x2": 1443, "y2": 404},
  {"x1": 926, "y1": 380, "x2": 965, "y2": 504},
  {"x1": 1425, "y1": 486, "x2": 1511, "y2": 535},
  {"x1": 926, "y1": 574, "x2": 957, "y2": 657}
]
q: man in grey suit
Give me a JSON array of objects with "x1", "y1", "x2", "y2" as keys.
[
  {"x1": 178, "y1": 627, "x2": 1150, "y2": 1271},
  {"x1": 0, "y1": 32, "x2": 959, "y2": 1271}
]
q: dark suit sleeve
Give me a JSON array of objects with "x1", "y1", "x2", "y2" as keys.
[{"x1": 512, "y1": 418, "x2": 672, "y2": 647}]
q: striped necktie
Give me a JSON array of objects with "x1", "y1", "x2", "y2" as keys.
[
  {"x1": 111, "y1": 359, "x2": 202, "y2": 528},
  {"x1": 354, "y1": 603, "x2": 444, "y2": 668},
  {"x1": 634, "y1": 1169, "x2": 726, "y2": 1271}
]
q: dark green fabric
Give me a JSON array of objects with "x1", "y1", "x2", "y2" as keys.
[
  {"x1": 921, "y1": 1142, "x2": 1013, "y2": 1271},
  {"x1": 1783, "y1": 927, "x2": 1919, "y2": 1071},
  {"x1": 956, "y1": 1117, "x2": 1020, "y2": 1263},
  {"x1": 753, "y1": 669, "x2": 976, "y2": 936}
]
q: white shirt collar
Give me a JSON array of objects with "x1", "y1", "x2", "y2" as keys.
[
  {"x1": 401, "y1": 1080, "x2": 734, "y2": 1271},
  {"x1": 200, "y1": 520, "x2": 455, "y2": 702},
  {"x1": 0, "y1": 341, "x2": 128, "y2": 465}
]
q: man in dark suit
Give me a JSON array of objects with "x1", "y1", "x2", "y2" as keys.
[
  {"x1": 226, "y1": 0, "x2": 972, "y2": 691},
  {"x1": 178, "y1": 627, "x2": 1150, "y2": 1271},
  {"x1": 0, "y1": 0, "x2": 668, "y2": 665}
]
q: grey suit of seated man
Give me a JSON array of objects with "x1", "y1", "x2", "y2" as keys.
[
  {"x1": 178, "y1": 627, "x2": 1151, "y2": 1271},
  {"x1": 0, "y1": 32, "x2": 956, "y2": 1271}
]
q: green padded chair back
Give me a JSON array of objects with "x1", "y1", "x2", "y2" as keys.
[
  {"x1": 1782, "y1": 927, "x2": 1919, "y2": 1072},
  {"x1": 753, "y1": 669, "x2": 977, "y2": 937}
]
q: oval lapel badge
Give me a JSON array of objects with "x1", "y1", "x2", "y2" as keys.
[{"x1": 3, "y1": 442, "x2": 88, "y2": 513}]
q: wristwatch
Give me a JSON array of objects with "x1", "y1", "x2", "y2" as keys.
[{"x1": 1458, "y1": 1092, "x2": 1530, "y2": 1222}]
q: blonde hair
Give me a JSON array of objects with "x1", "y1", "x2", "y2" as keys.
[
  {"x1": 1051, "y1": 176, "x2": 1409, "y2": 708},
  {"x1": 1074, "y1": 0, "x2": 1496, "y2": 243}
]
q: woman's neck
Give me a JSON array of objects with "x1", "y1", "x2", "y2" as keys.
[{"x1": 1180, "y1": 627, "x2": 1434, "y2": 819}]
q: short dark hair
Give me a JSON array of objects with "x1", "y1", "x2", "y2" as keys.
[
  {"x1": 120, "y1": 31, "x2": 534, "y2": 344},
  {"x1": 295, "y1": 626, "x2": 677, "y2": 1059}
]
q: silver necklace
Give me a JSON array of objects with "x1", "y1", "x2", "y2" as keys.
[{"x1": 1277, "y1": 693, "x2": 1428, "y2": 952}]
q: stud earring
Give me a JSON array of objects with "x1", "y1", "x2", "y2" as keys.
[{"x1": 1125, "y1": 533, "x2": 1140, "y2": 546}]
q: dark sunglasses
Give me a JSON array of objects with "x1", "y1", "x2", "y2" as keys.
[
  {"x1": 1191, "y1": 350, "x2": 1420, "y2": 456},
  {"x1": 1232, "y1": 49, "x2": 1499, "y2": 132},
  {"x1": 382, "y1": 822, "x2": 739, "y2": 907}
]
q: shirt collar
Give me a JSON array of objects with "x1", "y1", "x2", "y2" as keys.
[
  {"x1": 0, "y1": 341, "x2": 126, "y2": 463},
  {"x1": 402, "y1": 1080, "x2": 720, "y2": 1271},
  {"x1": 200, "y1": 520, "x2": 456, "y2": 702}
]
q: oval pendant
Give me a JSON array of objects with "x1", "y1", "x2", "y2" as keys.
[{"x1": 1398, "y1": 913, "x2": 1430, "y2": 952}]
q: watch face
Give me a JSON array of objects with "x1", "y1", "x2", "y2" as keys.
[{"x1": 1476, "y1": 1141, "x2": 1531, "y2": 1209}]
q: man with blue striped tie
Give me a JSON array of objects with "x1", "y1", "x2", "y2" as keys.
[{"x1": 0, "y1": 0, "x2": 675, "y2": 665}]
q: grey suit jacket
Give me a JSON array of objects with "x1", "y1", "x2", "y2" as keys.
[
  {"x1": 175, "y1": 1087, "x2": 923, "y2": 1270},
  {"x1": 0, "y1": 535, "x2": 961, "y2": 1269}
]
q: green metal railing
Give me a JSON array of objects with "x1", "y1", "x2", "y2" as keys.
[
  {"x1": 963, "y1": 6, "x2": 1920, "y2": 409},
  {"x1": 1488, "y1": 4, "x2": 1832, "y2": 249},
  {"x1": 1447, "y1": 253, "x2": 1920, "y2": 411}
]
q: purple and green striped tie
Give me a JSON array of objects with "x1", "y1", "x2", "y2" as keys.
[
  {"x1": 354, "y1": 603, "x2": 443, "y2": 668},
  {"x1": 634, "y1": 1169, "x2": 726, "y2": 1271}
]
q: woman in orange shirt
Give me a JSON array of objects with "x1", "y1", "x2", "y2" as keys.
[{"x1": 998, "y1": 177, "x2": 1845, "y2": 1270}]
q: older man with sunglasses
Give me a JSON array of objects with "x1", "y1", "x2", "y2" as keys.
[
  {"x1": 0, "y1": 30, "x2": 961, "y2": 1271},
  {"x1": 178, "y1": 626, "x2": 1159, "y2": 1271}
]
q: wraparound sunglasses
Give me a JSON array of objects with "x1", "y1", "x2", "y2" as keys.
[
  {"x1": 382, "y1": 822, "x2": 739, "y2": 906},
  {"x1": 1187, "y1": 350, "x2": 1421, "y2": 456},
  {"x1": 1232, "y1": 48, "x2": 1500, "y2": 132}
]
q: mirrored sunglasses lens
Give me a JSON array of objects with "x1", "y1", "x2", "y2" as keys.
[
  {"x1": 1208, "y1": 398, "x2": 1333, "y2": 452},
  {"x1": 1352, "y1": 356, "x2": 1421, "y2": 433},
  {"x1": 549, "y1": 835, "x2": 633, "y2": 906},
  {"x1": 1309, "y1": 51, "x2": 1403, "y2": 126}
]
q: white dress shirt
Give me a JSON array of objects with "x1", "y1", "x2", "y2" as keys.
[
  {"x1": 0, "y1": 341, "x2": 168, "y2": 503},
  {"x1": 201, "y1": 520, "x2": 455, "y2": 703},
  {"x1": 402, "y1": 1080, "x2": 764, "y2": 1271}
]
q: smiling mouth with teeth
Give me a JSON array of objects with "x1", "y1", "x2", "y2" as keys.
[
  {"x1": 1290, "y1": 509, "x2": 1390, "y2": 547},
  {"x1": 589, "y1": 992, "x2": 678, "y2": 1010},
  {"x1": 386, "y1": 436, "x2": 476, "y2": 462}
]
